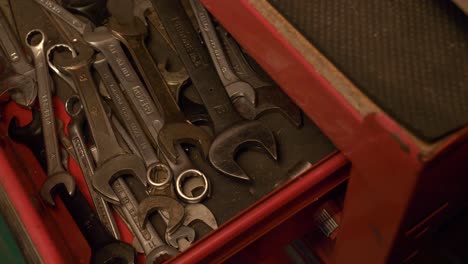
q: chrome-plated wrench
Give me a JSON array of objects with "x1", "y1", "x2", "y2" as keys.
[
  {"x1": 25, "y1": 29, "x2": 76, "y2": 205},
  {"x1": 0, "y1": 8, "x2": 37, "y2": 107},
  {"x1": 51, "y1": 44, "x2": 146, "y2": 203},
  {"x1": 189, "y1": 0, "x2": 256, "y2": 106},
  {"x1": 65, "y1": 95, "x2": 121, "y2": 239}
]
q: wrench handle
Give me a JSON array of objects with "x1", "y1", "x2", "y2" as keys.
[
  {"x1": 56, "y1": 186, "x2": 117, "y2": 250},
  {"x1": 119, "y1": 34, "x2": 184, "y2": 122},
  {"x1": 153, "y1": 0, "x2": 242, "y2": 133},
  {"x1": 68, "y1": 65, "x2": 125, "y2": 163},
  {"x1": 189, "y1": 0, "x2": 240, "y2": 87}
]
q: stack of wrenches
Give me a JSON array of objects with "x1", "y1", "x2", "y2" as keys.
[{"x1": 0, "y1": 0, "x2": 306, "y2": 262}]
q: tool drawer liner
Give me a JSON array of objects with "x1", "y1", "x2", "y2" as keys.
[{"x1": 268, "y1": 0, "x2": 468, "y2": 142}]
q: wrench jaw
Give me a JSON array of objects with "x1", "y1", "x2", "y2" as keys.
[
  {"x1": 165, "y1": 226, "x2": 196, "y2": 249},
  {"x1": 5, "y1": 74, "x2": 38, "y2": 108},
  {"x1": 40, "y1": 172, "x2": 77, "y2": 206},
  {"x1": 92, "y1": 154, "x2": 147, "y2": 204},
  {"x1": 233, "y1": 88, "x2": 303, "y2": 128},
  {"x1": 157, "y1": 122, "x2": 212, "y2": 162},
  {"x1": 90, "y1": 241, "x2": 136, "y2": 264},
  {"x1": 208, "y1": 121, "x2": 277, "y2": 181},
  {"x1": 138, "y1": 195, "x2": 185, "y2": 235},
  {"x1": 183, "y1": 203, "x2": 218, "y2": 231}
]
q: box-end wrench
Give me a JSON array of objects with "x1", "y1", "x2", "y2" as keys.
[
  {"x1": 84, "y1": 28, "x2": 210, "y2": 203},
  {"x1": 219, "y1": 27, "x2": 303, "y2": 127},
  {"x1": 24, "y1": 29, "x2": 76, "y2": 205},
  {"x1": 65, "y1": 95, "x2": 121, "y2": 240},
  {"x1": 189, "y1": 0, "x2": 256, "y2": 107},
  {"x1": 153, "y1": 0, "x2": 277, "y2": 181},
  {"x1": 0, "y1": 8, "x2": 37, "y2": 107},
  {"x1": 51, "y1": 44, "x2": 147, "y2": 203},
  {"x1": 107, "y1": 4, "x2": 211, "y2": 164},
  {"x1": 26, "y1": 30, "x2": 135, "y2": 264}
]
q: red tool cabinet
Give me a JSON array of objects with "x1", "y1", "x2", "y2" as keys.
[{"x1": 1, "y1": 0, "x2": 466, "y2": 263}]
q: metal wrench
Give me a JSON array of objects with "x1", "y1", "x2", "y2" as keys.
[
  {"x1": 25, "y1": 29, "x2": 76, "y2": 205},
  {"x1": 51, "y1": 44, "x2": 146, "y2": 203},
  {"x1": 107, "y1": 5, "x2": 211, "y2": 164},
  {"x1": 84, "y1": 27, "x2": 209, "y2": 203},
  {"x1": 219, "y1": 27, "x2": 303, "y2": 127},
  {"x1": 153, "y1": 0, "x2": 277, "y2": 181},
  {"x1": 189, "y1": 0, "x2": 256, "y2": 106},
  {"x1": 0, "y1": 8, "x2": 37, "y2": 107},
  {"x1": 65, "y1": 95, "x2": 121, "y2": 239}
]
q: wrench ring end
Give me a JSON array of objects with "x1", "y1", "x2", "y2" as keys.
[{"x1": 176, "y1": 169, "x2": 209, "y2": 203}]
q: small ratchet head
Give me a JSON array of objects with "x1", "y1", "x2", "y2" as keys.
[
  {"x1": 138, "y1": 195, "x2": 185, "y2": 236},
  {"x1": 208, "y1": 121, "x2": 277, "y2": 181},
  {"x1": 157, "y1": 122, "x2": 212, "y2": 162}
]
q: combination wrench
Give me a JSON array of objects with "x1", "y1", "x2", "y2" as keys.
[
  {"x1": 153, "y1": 0, "x2": 277, "y2": 181},
  {"x1": 65, "y1": 95, "x2": 121, "y2": 239},
  {"x1": 218, "y1": 27, "x2": 303, "y2": 127},
  {"x1": 0, "y1": 8, "x2": 37, "y2": 107},
  {"x1": 93, "y1": 54, "x2": 186, "y2": 235},
  {"x1": 189, "y1": 0, "x2": 256, "y2": 107},
  {"x1": 107, "y1": 1, "x2": 212, "y2": 164},
  {"x1": 51, "y1": 43, "x2": 147, "y2": 203},
  {"x1": 25, "y1": 29, "x2": 76, "y2": 205},
  {"x1": 26, "y1": 29, "x2": 135, "y2": 263},
  {"x1": 84, "y1": 27, "x2": 210, "y2": 203}
]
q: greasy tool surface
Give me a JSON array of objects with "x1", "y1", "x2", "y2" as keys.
[
  {"x1": 269, "y1": 0, "x2": 468, "y2": 141},
  {"x1": 0, "y1": 8, "x2": 36, "y2": 107},
  {"x1": 153, "y1": 0, "x2": 277, "y2": 181},
  {"x1": 219, "y1": 28, "x2": 302, "y2": 127},
  {"x1": 25, "y1": 30, "x2": 76, "y2": 205},
  {"x1": 52, "y1": 44, "x2": 146, "y2": 203},
  {"x1": 107, "y1": 2, "x2": 211, "y2": 163}
]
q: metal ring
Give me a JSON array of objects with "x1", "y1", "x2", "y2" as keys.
[
  {"x1": 25, "y1": 29, "x2": 46, "y2": 48},
  {"x1": 147, "y1": 163, "x2": 172, "y2": 189},
  {"x1": 176, "y1": 169, "x2": 209, "y2": 204},
  {"x1": 65, "y1": 94, "x2": 83, "y2": 117}
]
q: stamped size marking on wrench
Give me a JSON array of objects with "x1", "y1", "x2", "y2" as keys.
[
  {"x1": 154, "y1": 0, "x2": 277, "y2": 180},
  {"x1": 25, "y1": 30, "x2": 76, "y2": 205},
  {"x1": 189, "y1": 0, "x2": 256, "y2": 106},
  {"x1": 51, "y1": 44, "x2": 146, "y2": 203}
]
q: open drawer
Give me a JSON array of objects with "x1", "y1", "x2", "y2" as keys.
[{"x1": 0, "y1": 0, "x2": 349, "y2": 262}]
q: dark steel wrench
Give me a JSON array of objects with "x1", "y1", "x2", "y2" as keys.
[
  {"x1": 65, "y1": 95, "x2": 121, "y2": 239},
  {"x1": 25, "y1": 29, "x2": 76, "y2": 205},
  {"x1": 189, "y1": 0, "x2": 256, "y2": 106},
  {"x1": 51, "y1": 44, "x2": 147, "y2": 203},
  {"x1": 219, "y1": 27, "x2": 302, "y2": 127},
  {"x1": 107, "y1": 3, "x2": 211, "y2": 164},
  {"x1": 153, "y1": 0, "x2": 277, "y2": 181},
  {"x1": 85, "y1": 27, "x2": 209, "y2": 203},
  {"x1": 0, "y1": 8, "x2": 37, "y2": 107}
]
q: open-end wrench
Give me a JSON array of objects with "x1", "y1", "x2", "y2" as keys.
[
  {"x1": 160, "y1": 203, "x2": 218, "y2": 231},
  {"x1": 93, "y1": 54, "x2": 186, "y2": 235},
  {"x1": 51, "y1": 44, "x2": 147, "y2": 203},
  {"x1": 107, "y1": 2, "x2": 212, "y2": 164},
  {"x1": 153, "y1": 0, "x2": 277, "y2": 181},
  {"x1": 84, "y1": 27, "x2": 210, "y2": 203},
  {"x1": 65, "y1": 95, "x2": 121, "y2": 240},
  {"x1": 26, "y1": 30, "x2": 135, "y2": 264},
  {"x1": 189, "y1": 0, "x2": 256, "y2": 107},
  {"x1": 61, "y1": 0, "x2": 108, "y2": 26},
  {"x1": 0, "y1": 8, "x2": 37, "y2": 107},
  {"x1": 219, "y1": 27, "x2": 303, "y2": 127},
  {"x1": 25, "y1": 29, "x2": 76, "y2": 205}
]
